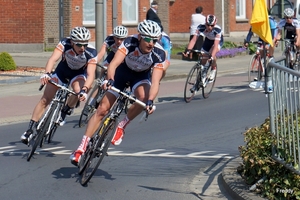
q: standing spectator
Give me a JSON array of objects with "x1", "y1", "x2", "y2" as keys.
[
  {"x1": 189, "y1": 6, "x2": 206, "y2": 59},
  {"x1": 146, "y1": 1, "x2": 162, "y2": 26}
]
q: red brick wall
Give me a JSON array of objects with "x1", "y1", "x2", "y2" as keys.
[
  {"x1": 169, "y1": 0, "x2": 214, "y2": 33},
  {"x1": 0, "y1": 0, "x2": 44, "y2": 43}
]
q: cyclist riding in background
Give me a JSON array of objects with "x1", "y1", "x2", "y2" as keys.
[
  {"x1": 20, "y1": 26, "x2": 98, "y2": 145},
  {"x1": 70, "y1": 20, "x2": 166, "y2": 166},
  {"x1": 183, "y1": 14, "x2": 223, "y2": 83},
  {"x1": 87, "y1": 26, "x2": 129, "y2": 107},
  {"x1": 244, "y1": 14, "x2": 277, "y2": 59},
  {"x1": 97, "y1": 25, "x2": 129, "y2": 75},
  {"x1": 275, "y1": 8, "x2": 300, "y2": 53}
]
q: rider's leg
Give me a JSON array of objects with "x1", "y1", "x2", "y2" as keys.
[
  {"x1": 60, "y1": 76, "x2": 85, "y2": 125},
  {"x1": 111, "y1": 82, "x2": 151, "y2": 146},
  {"x1": 70, "y1": 92, "x2": 116, "y2": 165}
]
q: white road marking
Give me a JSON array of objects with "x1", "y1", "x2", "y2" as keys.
[{"x1": 0, "y1": 146, "x2": 234, "y2": 159}]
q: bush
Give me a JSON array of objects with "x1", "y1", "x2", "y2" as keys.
[
  {"x1": 238, "y1": 118, "x2": 300, "y2": 199},
  {"x1": 0, "y1": 52, "x2": 16, "y2": 71}
]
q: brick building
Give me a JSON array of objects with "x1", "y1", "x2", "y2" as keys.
[{"x1": 0, "y1": 0, "x2": 275, "y2": 52}]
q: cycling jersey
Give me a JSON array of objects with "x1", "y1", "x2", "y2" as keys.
[
  {"x1": 113, "y1": 34, "x2": 166, "y2": 92},
  {"x1": 196, "y1": 24, "x2": 224, "y2": 52},
  {"x1": 54, "y1": 38, "x2": 98, "y2": 84},
  {"x1": 277, "y1": 18, "x2": 300, "y2": 39},
  {"x1": 103, "y1": 35, "x2": 119, "y2": 53},
  {"x1": 159, "y1": 32, "x2": 172, "y2": 61}
]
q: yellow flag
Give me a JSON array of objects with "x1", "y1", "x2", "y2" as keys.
[{"x1": 250, "y1": 0, "x2": 273, "y2": 46}]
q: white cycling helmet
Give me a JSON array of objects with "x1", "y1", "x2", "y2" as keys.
[
  {"x1": 70, "y1": 27, "x2": 91, "y2": 41},
  {"x1": 206, "y1": 15, "x2": 217, "y2": 26},
  {"x1": 113, "y1": 26, "x2": 128, "y2": 38},
  {"x1": 284, "y1": 8, "x2": 294, "y2": 18},
  {"x1": 137, "y1": 20, "x2": 161, "y2": 39}
]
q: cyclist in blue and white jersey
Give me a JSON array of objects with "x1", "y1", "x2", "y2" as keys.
[
  {"x1": 244, "y1": 15, "x2": 277, "y2": 58},
  {"x1": 183, "y1": 14, "x2": 223, "y2": 82},
  {"x1": 70, "y1": 20, "x2": 166, "y2": 165},
  {"x1": 159, "y1": 31, "x2": 172, "y2": 79},
  {"x1": 87, "y1": 26, "x2": 129, "y2": 107},
  {"x1": 20, "y1": 27, "x2": 98, "y2": 145},
  {"x1": 275, "y1": 8, "x2": 300, "y2": 51}
]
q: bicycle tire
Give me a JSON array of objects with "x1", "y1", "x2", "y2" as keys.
[
  {"x1": 80, "y1": 117, "x2": 116, "y2": 186},
  {"x1": 248, "y1": 54, "x2": 263, "y2": 84},
  {"x1": 184, "y1": 64, "x2": 201, "y2": 103},
  {"x1": 202, "y1": 67, "x2": 217, "y2": 99},
  {"x1": 78, "y1": 84, "x2": 103, "y2": 127},
  {"x1": 27, "y1": 109, "x2": 53, "y2": 161}
]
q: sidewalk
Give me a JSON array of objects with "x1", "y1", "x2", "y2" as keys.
[{"x1": 1, "y1": 46, "x2": 278, "y2": 200}]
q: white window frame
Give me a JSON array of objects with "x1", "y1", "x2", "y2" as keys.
[
  {"x1": 236, "y1": 0, "x2": 246, "y2": 19},
  {"x1": 83, "y1": 0, "x2": 95, "y2": 27},
  {"x1": 122, "y1": 0, "x2": 139, "y2": 25}
]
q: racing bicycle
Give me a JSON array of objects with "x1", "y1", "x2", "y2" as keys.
[
  {"x1": 27, "y1": 80, "x2": 77, "y2": 161},
  {"x1": 281, "y1": 38, "x2": 300, "y2": 70},
  {"x1": 183, "y1": 50, "x2": 215, "y2": 103},
  {"x1": 78, "y1": 86, "x2": 152, "y2": 186}
]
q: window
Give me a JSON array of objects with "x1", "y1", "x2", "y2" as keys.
[
  {"x1": 236, "y1": 0, "x2": 246, "y2": 19},
  {"x1": 122, "y1": 0, "x2": 139, "y2": 25},
  {"x1": 83, "y1": 0, "x2": 95, "y2": 26}
]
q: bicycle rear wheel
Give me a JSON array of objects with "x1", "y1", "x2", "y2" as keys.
[
  {"x1": 80, "y1": 117, "x2": 116, "y2": 186},
  {"x1": 248, "y1": 54, "x2": 263, "y2": 84},
  {"x1": 202, "y1": 67, "x2": 217, "y2": 99},
  {"x1": 184, "y1": 64, "x2": 201, "y2": 103}
]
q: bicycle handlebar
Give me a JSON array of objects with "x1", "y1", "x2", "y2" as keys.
[
  {"x1": 109, "y1": 86, "x2": 156, "y2": 122},
  {"x1": 39, "y1": 80, "x2": 77, "y2": 96}
]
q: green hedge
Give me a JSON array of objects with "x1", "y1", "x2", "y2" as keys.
[{"x1": 0, "y1": 52, "x2": 16, "y2": 71}]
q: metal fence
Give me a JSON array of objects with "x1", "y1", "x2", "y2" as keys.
[{"x1": 267, "y1": 57, "x2": 300, "y2": 175}]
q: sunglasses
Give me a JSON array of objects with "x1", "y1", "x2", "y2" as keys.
[
  {"x1": 206, "y1": 23, "x2": 214, "y2": 27},
  {"x1": 141, "y1": 35, "x2": 158, "y2": 44},
  {"x1": 74, "y1": 43, "x2": 88, "y2": 48},
  {"x1": 285, "y1": 17, "x2": 293, "y2": 19}
]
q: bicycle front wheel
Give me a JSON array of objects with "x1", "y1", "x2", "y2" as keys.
[
  {"x1": 202, "y1": 67, "x2": 217, "y2": 99},
  {"x1": 184, "y1": 64, "x2": 201, "y2": 103},
  {"x1": 248, "y1": 54, "x2": 263, "y2": 84},
  {"x1": 27, "y1": 110, "x2": 53, "y2": 161},
  {"x1": 80, "y1": 117, "x2": 116, "y2": 186}
]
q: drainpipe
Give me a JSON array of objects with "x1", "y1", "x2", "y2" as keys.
[
  {"x1": 113, "y1": 0, "x2": 117, "y2": 28},
  {"x1": 222, "y1": 0, "x2": 224, "y2": 34}
]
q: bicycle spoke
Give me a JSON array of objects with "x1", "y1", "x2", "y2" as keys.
[{"x1": 202, "y1": 67, "x2": 217, "y2": 99}]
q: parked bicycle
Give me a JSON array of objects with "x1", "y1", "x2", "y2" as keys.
[
  {"x1": 27, "y1": 80, "x2": 77, "y2": 161},
  {"x1": 183, "y1": 50, "x2": 215, "y2": 103},
  {"x1": 78, "y1": 65, "x2": 106, "y2": 128},
  {"x1": 78, "y1": 86, "x2": 152, "y2": 186}
]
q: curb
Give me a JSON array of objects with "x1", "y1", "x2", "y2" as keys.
[{"x1": 221, "y1": 157, "x2": 267, "y2": 200}]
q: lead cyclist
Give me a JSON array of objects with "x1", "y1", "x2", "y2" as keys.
[{"x1": 70, "y1": 20, "x2": 166, "y2": 166}]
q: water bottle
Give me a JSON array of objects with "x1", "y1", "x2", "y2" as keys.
[
  {"x1": 267, "y1": 79, "x2": 273, "y2": 93},
  {"x1": 290, "y1": 51, "x2": 294, "y2": 61},
  {"x1": 201, "y1": 65, "x2": 207, "y2": 79}
]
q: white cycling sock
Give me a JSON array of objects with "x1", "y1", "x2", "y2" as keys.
[
  {"x1": 118, "y1": 116, "x2": 130, "y2": 129},
  {"x1": 78, "y1": 135, "x2": 90, "y2": 152}
]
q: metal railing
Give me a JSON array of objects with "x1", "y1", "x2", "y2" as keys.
[{"x1": 267, "y1": 57, "x2": 300, "y2": 175}]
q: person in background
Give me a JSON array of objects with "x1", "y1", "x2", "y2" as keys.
[
  {"x1": 20, "y1": 27, "x2": 98, "y2": 144},
  {"x1": 146, "y1": 1, "x2": 162, "y2": 26},
  {"x1": 189, "y1": 6, "x2": 206, "y2": 59}
]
